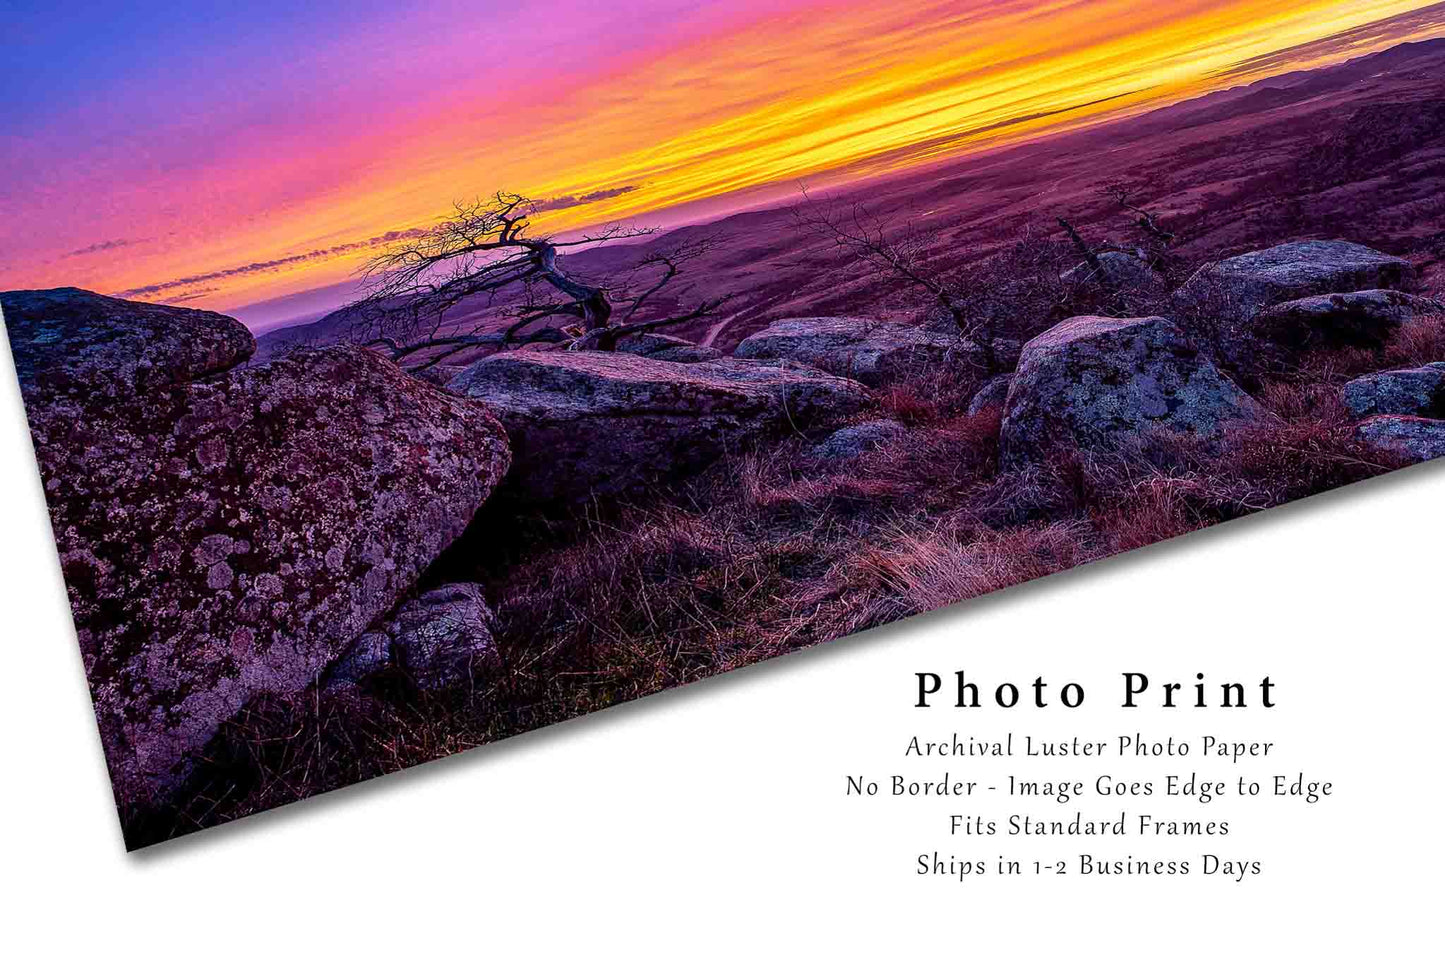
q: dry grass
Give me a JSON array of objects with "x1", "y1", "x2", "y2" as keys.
[
  {"x1": 1305, "y1": 312, "x2": 1445, "y2": 380},
  {"x1": 835, "y1": 520, "x2": 1097, "y2": 625},
  {"x1": 134, "y1": 310, "x2": 1437, "y2": 847},
  {"x1": 876, "y1": 357, "x2": 988, "y2": 426}
]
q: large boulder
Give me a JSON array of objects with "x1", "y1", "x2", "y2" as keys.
[
  {"x1": 3, "y1": 287, "x2": 256, "y2": 399},
  {"x1": 326, "y1": 583, "x2": 497, "y2": 691},
  {"x1": 1341, "y1": 366, "x2": 1445, "y2": 419},
  {"x1": 1175, "y1": 241, "x2": 1413, "y2": 322},
  {"x1": 24, "y1": 344, "x2": 511, "y2": 808},
  {"x1": 448, "y1": 351, "x2": 871, "y2": 504},
  {"x1": 1254, "y1": 290, "x2": 1444, "y2": 350},
  {"x1": 733, "y1": 317, "x2": 959, "y2": 387},
  {"x1": 1355, "y1": 416, "x2": 1445, "y2": 464},
  {"x1": 1000, "y1": 316, "x2": 1263, "y2": 467}
]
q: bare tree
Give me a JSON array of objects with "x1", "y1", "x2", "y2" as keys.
[
  {"x1": 794, "y1": 187, "x2": 972, "y2": 333},
  {"x1": 1058, "y1": 216, "x2": 1104, "y2": 274},
  {"x1": 1058, "y1": 183, "x2": 1176, "y2": 282},
  {"x1": 342, "y1": 192, "x2": 729, "y2": 370},
  {"x1": 793, "y1": 189, "x2": 1071, "y2": 374},
  {"x1": 1104, "y1": 181, "x2": 1175, "y2": 247}
]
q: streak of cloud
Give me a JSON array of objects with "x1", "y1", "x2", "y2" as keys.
[
  {"x1": 114, "y1": 228, "x2": 428, "y2": 299},
  {"x1": 533, "y1": 186, "x2": 639, "y2": 212},
  {"x1": 4, "y1": 0, "x2": 1440, "y2": 309},
  {"x1": 63, "y1": 238, "x2": 148, "y2": 259}
]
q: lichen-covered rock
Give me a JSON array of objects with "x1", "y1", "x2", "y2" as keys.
[
  {"x1": 613, "y1": 332, "x2": 724, "y2": 363},
  {"x1": 1175, "y1": 241, "x2": 1412, "y2": 323},
  {"x1": 1062, "y1": 252, "x2": 1165, "y2": 291},
  {"x1": 448, "y1": 351, "x2": 871, "y2": 504},
  {"x1": 1341, "y1": 366, "x2": 1445, "y2": 418},
  {"x1": 327, "y1": 583, "x2": 497, "y2": 691},
  {"x1": 2, "y1": 287, "x2": 256, "y2": 400},
  {"x1": 26, "y1": 346, "x2": 511, "y2": 808},
  {"x1": 967, "y1": 374, "x2": 1013, "y2": 416},
  {"x1": 1254, "y1": 290, "x2": 1444, "y2": 350},
  {"x1": 734, "y1": 317, "x2": 960, "y2": 387},
  {"x1": 1355, "y1": 416, "x2": 1445, "y2": 463},
  {"x1": 1000, "y1": 316, "x2": 1263, "y2": 467},
  {"x1": 811, "y1": 419, "x2": 906, "y2": 460}
]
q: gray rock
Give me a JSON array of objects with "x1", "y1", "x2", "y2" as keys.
[
  {"x1": 328, "y1": 583, "x2": 497, "y2": 690},
  {"x1": 449, "y1": 351, "x2": 871, "y2": 505},
  {"x1": 1175, "y1": 241, "x2": 1413, "y2": 322},
  {"x1": 3, "y1": 287, "x2": 256, "y2": 400},
  {"x1": 811, "y1": 420, "x2": 907, "y2": 460},
  {"x1": 25, "y1": 345, "x2": 511, "y2": 808},
  {"x1": 919, "y1": 314, "x2": 1023, "y2": 366},
  {"x1": 1341, "y1": 367, "x2": 1445, "y2": 418},
  {"x1": 1355, "y1": 416, "x2": 1445, "y2": 463},
  {"x1": 1000, "y1": 315, "x2": 1264, "y2": 468},
  {"x1": 1062, "y1": 252, "x2": 1165, "y2": 291},
  {"x1": 326, "y1": 632, "x2": 392, "y2": 685},
  {"x1": 613, "y1": 332, "x2": 724, "y2": 363},
  {"x1": 967, "y1": 375, "x2": 1013, "y2": 416},
  {"x1": 1255, "y1": 290, "x2": 1444, "y2": 350},
  {"x1": 733, "y1": 317, "x2": 960, "y2": 387}
]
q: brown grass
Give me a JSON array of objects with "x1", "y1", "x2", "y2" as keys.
[
  {"x1": 136, "y1": 312, "x2": 1435, "y2": 847},
  {"x1": 1300, "y1": 312, "x2": 1445, "y2": 381},
  {"x1": 835, "y1": 520, "x2": 1097, "y2": 626},
  {"x1": 875, "y1": 357, "x2": 987, "y2": 426}
]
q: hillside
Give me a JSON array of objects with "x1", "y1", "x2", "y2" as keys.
[{"x1": 256, "y1": 38, "x2": 1445, "y2": 364}]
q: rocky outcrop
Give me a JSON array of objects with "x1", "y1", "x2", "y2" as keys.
[
  {"x1": 1355, "y1": 416, "x2": 1445, "y2": 464},
  {"x1": 1340, "y1": 365, "x2": 1445, "y2": 419},
  {"x1": 327, "y1": 583, "x2": 497, "y2": 691},
  {"x1": 1175, "y1": 241, "x2": 1413, "y2": 322},
  {"x1": 733, "y1": 317, "x2": 960, "y2": 387},
  {"x1": 449, "y1": 351, "x2": 871, "y2": 505},
  {"x1": 1000, "y1": 316, "x2": 1264, "y2": 467},
  {"x1": 967, "y1": 375, "x2": 1013, "y2": 416},
  {"x1": 1341, "y1": 366, "x2": 1445, "y2": 419},
  {"x1": 613, "y1": 332, "x2": 724, "y2": 363},
  {"x1": 26, "y1": 342, "x2": 511, "y2": 808},
  {"x1": 1254, "y1": 290, "x2": 1444, "y2": 350},
  {"x1": 3, "y1": 287, "x2": 256, "y2": 400},
  {"x1": 811, "y1": 420, "x2": 906, "y2": 460},
  {"x1": 1062, "y1": 252, "x2": 1165, "y2": 292}
]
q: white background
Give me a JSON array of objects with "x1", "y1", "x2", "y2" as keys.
[{"x1": 2, "y1": 336, "x2": 1441, "y2": 960}]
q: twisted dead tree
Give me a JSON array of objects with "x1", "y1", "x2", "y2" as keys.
[{"x1": 342, "y1": 192, "x2": 730, "y2": 370}]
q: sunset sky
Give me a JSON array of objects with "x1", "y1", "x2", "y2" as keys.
[{"x1": 3, "y1": 0, "x2": 1443, "y2": 325}]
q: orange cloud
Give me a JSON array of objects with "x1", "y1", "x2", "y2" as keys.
[{"x1": 5, "y1": 0, "x2": 1439, "y2": 314}]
